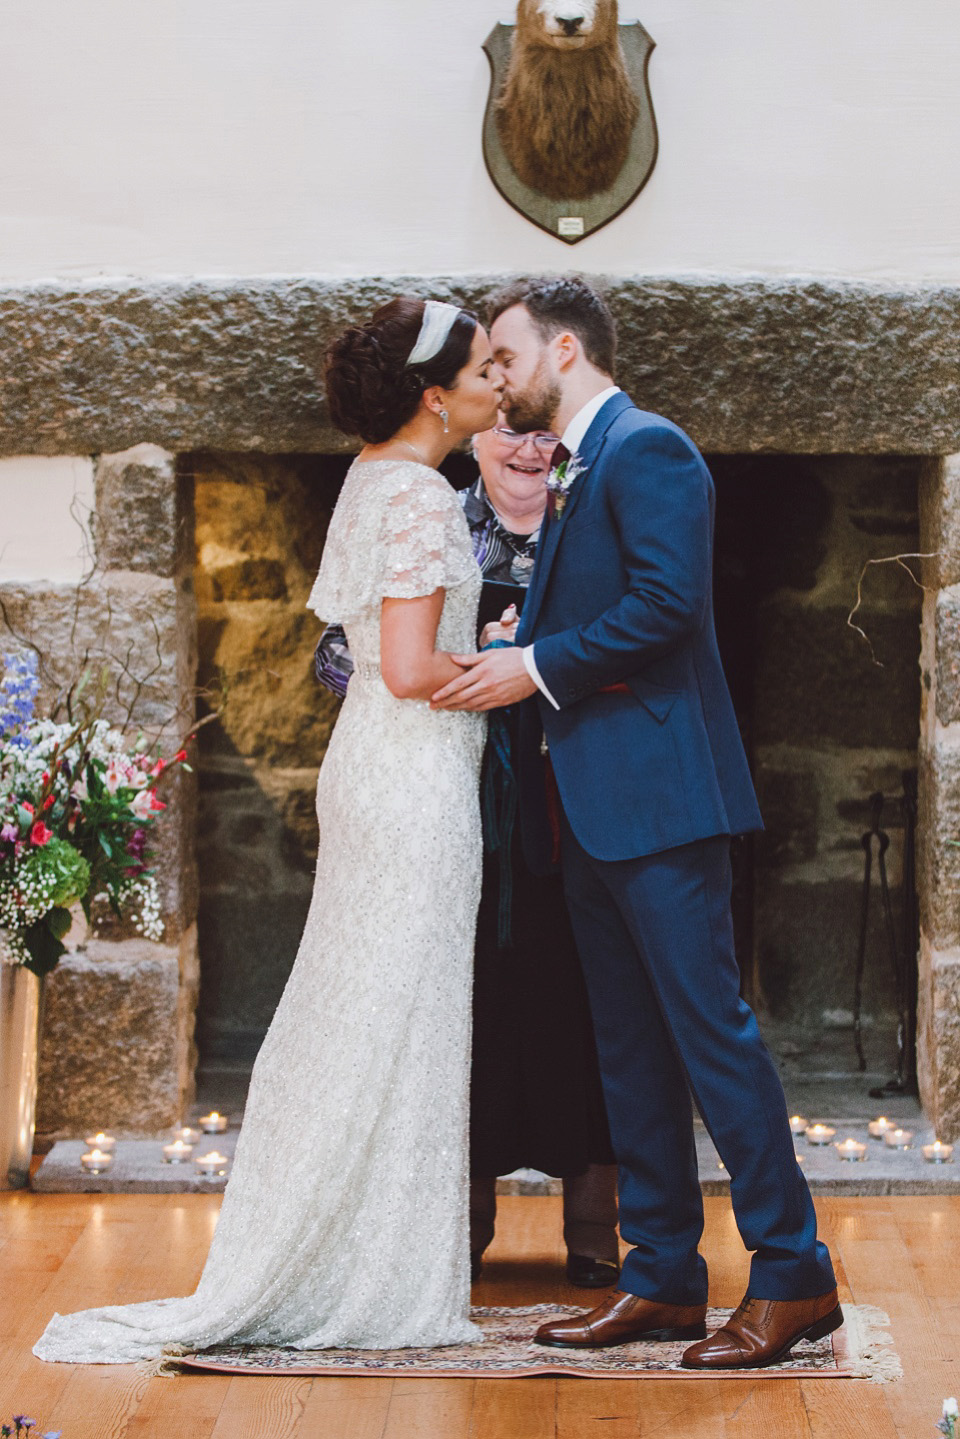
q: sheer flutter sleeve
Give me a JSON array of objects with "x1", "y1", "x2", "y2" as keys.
[{"x1": 307, "y1": 461, "x2": 477, "y2": 622}]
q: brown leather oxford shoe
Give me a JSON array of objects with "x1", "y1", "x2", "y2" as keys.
[
  {"x1": 681, "y1": 1289, "x2": 843, "y2": 1369},
  {"x1": 535, "y1": 1290, "x2": 707, "y2": 1348}
]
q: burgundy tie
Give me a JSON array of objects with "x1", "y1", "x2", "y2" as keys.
[{"x1": 550, "y1": 441, "x2": 571, "y2": 471}]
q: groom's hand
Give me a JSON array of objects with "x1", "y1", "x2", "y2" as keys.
[{"x1": 431, "y1": 648, "x2": 537, "y2": 711}]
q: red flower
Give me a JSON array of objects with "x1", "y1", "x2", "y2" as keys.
[
  {"x1": 174, "y1": 749, "x2": 188, "y2": 764},
  {"x1": 30, "y1": 821, "x2": 53, "y2": 847},
  {"x1": 21, "y1": 801, "x2": 34, "y2": 815},
  {"x1": 150, "y1": 758, "x2": 166, "y2": 778},
  {"x1": 42, "y1": 794, "x2": 55, "y2": 811}
]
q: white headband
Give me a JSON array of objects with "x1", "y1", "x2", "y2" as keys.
[{"x1": 405, "y1": 301, "x2": 462, "y2": 368}]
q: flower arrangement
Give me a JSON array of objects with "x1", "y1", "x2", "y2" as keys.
[
  {"x1": 2, "y1": 1418, "x2": 61, "y2": 1438},
  {"x1": 939, "y1": 1398, "x2": 959, "y2": 1437},
  {"x1": 0, "y1": 650, "x2": 191, "y2": 978}
]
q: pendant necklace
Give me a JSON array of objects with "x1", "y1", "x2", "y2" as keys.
[{"x1": 398, "y1": 440, "x2": 431, "y2": 467}]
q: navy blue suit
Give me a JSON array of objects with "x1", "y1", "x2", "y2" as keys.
[{"x1": 516, "y1": 393, "x2": 835, "y2": 1304}]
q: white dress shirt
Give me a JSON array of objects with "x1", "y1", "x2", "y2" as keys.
[{"x1": 522, "y1": 386, "x2": 621, "y2": 709}]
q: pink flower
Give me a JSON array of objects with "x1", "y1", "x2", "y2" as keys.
[
  {"x1": 104, "y1": 763, "x2": 122, "y2": 794},
  {"x1": 131, "y1": 789, "x2": 166, "y2": 820},
  {"x1": 30, "y1": 821, "x2": 53, "y2": 847},
  {"x1": 0, "y1": 822, "x2": 18, "y2": 843},
  {"x1": 71, "y1": 777, "x2": 88, "y2": 802}
]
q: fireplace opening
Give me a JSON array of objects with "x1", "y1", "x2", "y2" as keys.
[{"x1": 190, "y1": 452, "x2": 922, "y2": 1086}]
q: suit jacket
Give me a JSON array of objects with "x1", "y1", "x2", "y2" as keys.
[{"x1": 515, "y1": 392, "x2": 763, "y2": 870}]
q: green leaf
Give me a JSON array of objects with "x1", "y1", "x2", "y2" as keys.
[
  {"x1": 16, "y1": 806, "x2": 32, "y2": 830},
  {"x1": 98, "y1": 832, "x2": 113, "y2": 858},
  {"x1": 21, "y1": 919, "x2": 66, "y2": 978},
  {"x1": 46, "y1": 906, "x2": 73, "y2": 941}
]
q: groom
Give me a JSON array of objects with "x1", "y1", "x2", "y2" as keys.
[{"x1": 431, "y1": 277, "x2": 841, "y2": 1369}]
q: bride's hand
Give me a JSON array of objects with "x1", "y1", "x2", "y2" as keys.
[{"x1": 480, "y1": 604, "x2": 519, "y2": 649}]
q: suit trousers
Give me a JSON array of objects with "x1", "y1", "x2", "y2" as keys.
[{"x1": 559, "y1": 812, "x2": 836, "y2": 1305}]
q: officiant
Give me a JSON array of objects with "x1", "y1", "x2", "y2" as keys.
[{"x1": 314, "y1": 417, "x2": 619, "y2": 1288}]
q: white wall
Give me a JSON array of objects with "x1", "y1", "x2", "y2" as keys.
[
  {"x1": 0, "y1": 459, "x2": 94, "y2": 584},
  {"x1": 0, "y1": 0, "x2": 958, "y2": 282}
]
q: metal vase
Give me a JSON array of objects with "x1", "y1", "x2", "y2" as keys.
[{"x1": 0, "y1": 959, "x2": 42, "y2": 1189}]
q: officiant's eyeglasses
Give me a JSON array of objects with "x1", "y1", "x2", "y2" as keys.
[{"x1": 491, "y1": 426, "x2": 559, "y2": 452}]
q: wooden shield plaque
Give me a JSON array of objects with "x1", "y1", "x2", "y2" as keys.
[{"x1": 482, "y1": 20, "x2": 658, "y2": 245}]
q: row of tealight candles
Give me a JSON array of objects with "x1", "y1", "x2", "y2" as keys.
[
  {"x1": 79, "y1": 1113, "x2": 232, "y2": 1178},
  {"x1": 789, "y1": 1114, "x2": 954, "y2": 1164}
]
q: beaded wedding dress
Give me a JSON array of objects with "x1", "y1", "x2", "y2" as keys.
[{"x1": 35, "y1": 459, "x2": 486, "y2": 1364}]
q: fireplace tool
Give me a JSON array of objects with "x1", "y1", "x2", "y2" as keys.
[{"x1": 851, "y1": 776, "x2": 918, "y2": 1095}]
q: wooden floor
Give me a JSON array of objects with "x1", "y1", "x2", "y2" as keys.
[{"x1": 0, "y1": 1191, "x2": 955, "y2": 1438}]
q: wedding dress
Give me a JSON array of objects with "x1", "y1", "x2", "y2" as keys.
[{"x1": 35, "y1": 459, "x2": 486, "y2": 1364}]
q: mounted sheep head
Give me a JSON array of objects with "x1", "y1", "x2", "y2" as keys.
[{"x1": 496, "y1": 0, "x2": 640, "y2": 200}]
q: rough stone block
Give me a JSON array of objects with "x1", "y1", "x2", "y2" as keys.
[
  {"x1": 917, "y1": 741, "x2": 960, "y2": 948},
  {"x1": 919, "y1": 455, "x2": 960, "y2": 591},
  {"x1": 94, "y1": 445, "x2": 183, "y2": 577},
  {"x1": 753, "y1": 767, "x2": 819, "y2": 869},
  {"x1": 197, "y1": 606, "x2": 337, "y2": 767},
  {"x1": 936, "y1": 586, "x2": 960, "y2": 727},
  {"x1": 917, "y1": 941, "x2": 960, "y2": 1143},
  {"x1": 1, "y1": 277, "x2": 959, "y2": 457},
  {"x1": 754, "y1": 876, "x2": 901, "y2": 1030},
  {"x1": 197, "y1": 892, "x2": 310, "y2": 1063},
  {"x1": 754, "y1": 601, "x2": 921, "y2": 749},
  {"x1": 0, "y1": 575, "x2": 188, "y2": 734},
  {"x1": 36, "y1": 939, "x2": 190, "y2": 1137}
]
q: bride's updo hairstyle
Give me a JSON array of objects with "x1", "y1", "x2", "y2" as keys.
[{"x1": 325, "y1": 297, "x2": 479, "y2": 444}]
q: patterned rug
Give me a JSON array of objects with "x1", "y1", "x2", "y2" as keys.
[{"x1": 178, "y1": 1304, "x2": 901, "y2": 1381}]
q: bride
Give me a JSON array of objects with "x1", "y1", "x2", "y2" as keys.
[{"x1": 35, "y1": 296, "x2": 505, "y2": 1364}]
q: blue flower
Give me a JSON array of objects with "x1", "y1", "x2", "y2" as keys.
[{"x1": 0, "y1": 651, "x2": 39, "y2": 747}]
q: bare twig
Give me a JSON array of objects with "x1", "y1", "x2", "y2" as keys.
[{"x1": 847, "y1": 551, "x2": 941, "y2": 666}]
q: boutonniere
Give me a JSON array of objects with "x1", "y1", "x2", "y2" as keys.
[{"x1": 545, "y1": 454, "x2": 588, "y2": 518}]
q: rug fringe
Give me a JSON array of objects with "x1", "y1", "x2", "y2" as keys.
[
  {"x1": 137, "y1": 1344, "x2": 189, "y2": 1378},
  {"x1": 843, "y1": 1305, "x2": 902, "y2": 1383}
]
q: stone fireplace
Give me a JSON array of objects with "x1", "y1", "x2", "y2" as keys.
[{"x1": 0, "y1": 276, "x2": 957, "y2": 1139}]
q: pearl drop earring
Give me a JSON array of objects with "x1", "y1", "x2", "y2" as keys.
[{"x1": 440, "y1": 409, "x2": 449, "y2": 434}]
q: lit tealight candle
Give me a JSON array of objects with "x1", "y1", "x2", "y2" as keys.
[
  {"x1": 80, "y1": 1148, "x2": 114, "y2": 1175},
  {"x1": 174, "y1": 1127, "x2": 200, "y2": 1145},
  {"x1": 922, "y1": 1140, "x2": 954, "y2": 1164},
  {"x1": 84, "y1": 1132, "x2": 116, "y2": 1152},
  {"x1": 883, "y1": 1127, "x2": 913, "y2": 1150},
  {"x1": 194, "y1": 1151, "x2": 229, "y2": 1178},
  {"x1": 835, "y1": 1138, "x2": 868, "y2": 1162},
  {"x1": 199, "y1": 1112, "x2": 228, "y2": 1134},
  {"x1": 806, "y1": 1124, "x2": 836, "y2": 1145},
  {"x1": 868, "y1": 1116, "x2": 894, "y2": 1140},
  {"x1": 163, "y1": 1140, "x2": 195, "y2": 1164},
  {"x1": 789, "y1": 1115, "x2": 809, "y2": 1135}
]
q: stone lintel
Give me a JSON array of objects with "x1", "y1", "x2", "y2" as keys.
[{"x1": 0, "y1": 276, "x2": 958, "y2": 457}]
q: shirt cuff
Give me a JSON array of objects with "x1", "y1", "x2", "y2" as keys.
[{"x1": 522, "y1": 645, "x2": 560, "y2": 711}]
